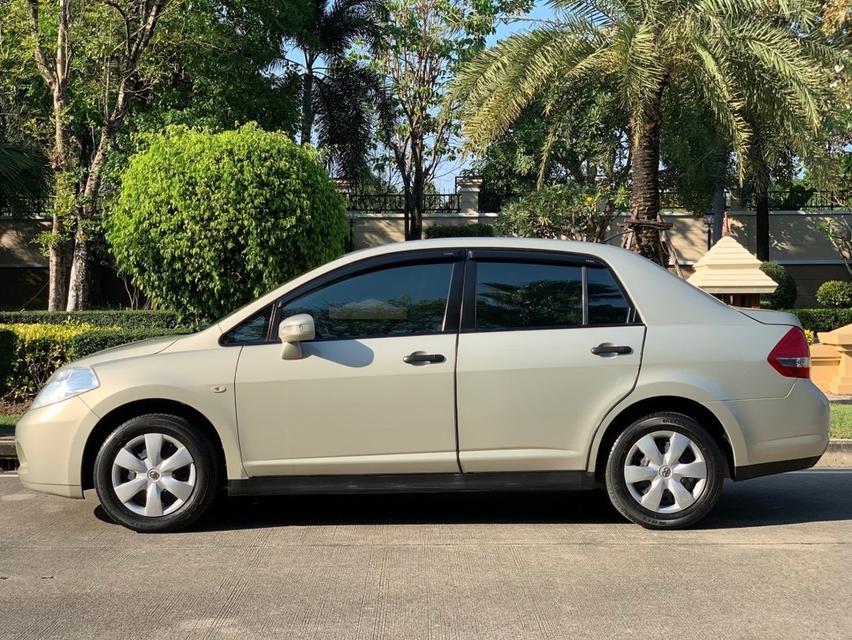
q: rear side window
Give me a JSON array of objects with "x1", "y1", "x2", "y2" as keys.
[
  {"x1": 472, "y1": 259, "x2": 634, "y2": 331},
  {"x1": 475, "y1": 262, "x2": 583, "y2": 330},
  {"x1": 587, "y1": 266, "x2": 632, "y2": 325},
  {"x1": 280, "y1": 262, "x2": 454, "y2": 340}
]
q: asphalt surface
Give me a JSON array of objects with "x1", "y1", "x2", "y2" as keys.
[{"x1": 1, "y1": 470, "x2": 850, "y2": 640}]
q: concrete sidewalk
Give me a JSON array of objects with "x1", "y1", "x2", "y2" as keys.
[{"x1": 1, "y1": 470, "x2": 850, "y2": 639}]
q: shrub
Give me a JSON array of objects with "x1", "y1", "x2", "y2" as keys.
[
  {"x1": 804, "y1": 329, "x2": 815, "y2": 345},
  {"x1": 760, "y1": 262, "x2": 797, "y2": 309},
  {"x1": 106, "y1": 123, "x2": 348, "y2": 323},
  {"x1": 425, "y1": 223, "x2": 495, "y2": 239},
  {"x1": 786, "y1": 308, "x2": 852, "y2": 334},
  {"x1": 0, "y1": 323, "x2": 190, "y2": 399},
  {"x1": 816, "y1": 280, "x2": 852, "y2": 308},
  {"x1": 0, "y1": 310, "x2": 184, "y2": 330},
  {"x1": 496, "y1": 185, "x2": 622, "y2": 242}
]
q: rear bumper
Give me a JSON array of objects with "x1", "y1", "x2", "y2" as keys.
[
  {"x1": 734, "y1": 456, "x2": 821, "y2": 481},
  {"x1": 707, "y1": 378, "x2": 829, "y2": 471}
]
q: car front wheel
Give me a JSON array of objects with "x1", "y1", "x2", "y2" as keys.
[
  {"x1": 94, "y1": 414, "x2": 219, "y2": 532},
  {"x1": 604, "y1": 412, "x2": 724, "y2": 529}
]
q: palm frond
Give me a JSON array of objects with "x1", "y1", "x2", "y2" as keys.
[{"x1": 453, "y1": 23, "x2": 609, "y2": 148}]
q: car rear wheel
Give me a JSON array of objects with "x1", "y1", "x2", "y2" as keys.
[
  {"x1": 604, "y1": 412, "x2": 724, "y2": 529},
  {"x1": 94, "y1": 414, "x2": 219, "y2": 532}
]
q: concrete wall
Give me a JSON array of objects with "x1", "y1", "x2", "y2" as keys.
[{"x1": 3, "y1": 209, "x2": 851, "y2": 309}]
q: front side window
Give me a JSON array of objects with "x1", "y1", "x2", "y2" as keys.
[
  {"x1": 475, "y1": 261, "x2": 583, "y2": 330},
  {"x1": 280, "y1": 262, "x2": 454, "y2": 340}
]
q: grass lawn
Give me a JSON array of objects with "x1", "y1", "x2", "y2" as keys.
[
  {"x1": 1, "y1": 404, "x2": 851, "y2": 440},
  {"x1": 829, "y1": 403, "x2": 852, "y2": 440}
]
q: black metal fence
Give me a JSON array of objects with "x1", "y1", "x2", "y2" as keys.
[{"x1": 340, "y1": 192, "x2": 461, "y2": 214}]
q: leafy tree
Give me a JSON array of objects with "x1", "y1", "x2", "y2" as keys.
[
  {"x1": 452, "y1": 0, "x2": 838, "y2": 264},
  {"x1": 3, "y1": 0, "x2": 308, "y2": 310},
  {"x1": 106, "y1": 124, "x2": 348, "y2": 322},
  {"x1": 0, "y1": 143, "x2": 50, "y2": 214},
  {"x1": 496, "y1": 184, "x2": 625, "y2": 242}
]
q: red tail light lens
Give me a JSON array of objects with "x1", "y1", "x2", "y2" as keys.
[{"x1": 767, "y1": 327, "x2": 811, "y2": 379}]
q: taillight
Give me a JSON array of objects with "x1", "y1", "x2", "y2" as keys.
[{"x1": 767, "y1": 327, "x2": 810, "y2": 379}]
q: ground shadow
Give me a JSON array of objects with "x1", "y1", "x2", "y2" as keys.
[{"x1": 93, "y1": 471, "x2": 852, "y2": 532}]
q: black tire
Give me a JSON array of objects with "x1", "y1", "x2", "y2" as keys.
[
  {"x1": 94, "y1": 413, "x2": 219, "y2": 533},
  {"x1": 604, "y1": 412, "x2": 724, "y2": 529}
]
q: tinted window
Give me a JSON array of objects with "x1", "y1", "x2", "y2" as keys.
[
  {"x1": 475, "y1": 261, "x2": 583, "y2": 330},
  {"x1": 281, "y1": 262, "x2": 453, "y2": 339},
  {"x1": 221, "y1": 306, "x2": 272, "y2": 344},
  {"x1": 587, "y1": 266, "x2": 631, "y2": 324}
]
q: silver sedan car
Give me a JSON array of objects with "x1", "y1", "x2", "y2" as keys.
[{"x1": 15, "y1": 238, "x2": 829, "y2": 531}]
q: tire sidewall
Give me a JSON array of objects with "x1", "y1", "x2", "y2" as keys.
[
  {"x1": 94, "y1": 414, "x2": 218, "y2": 533},
  {"x1": 605, "y1": 413, "x2": 724, "y2": 529}
]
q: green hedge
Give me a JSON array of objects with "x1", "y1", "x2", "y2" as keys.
[
  {"x1": 0, "y1": 323, "x2": 191, "y2": 400},
  {"x1": 425, "y1": 223, "x2": 495, "y2": 239},
  {"x1": 0, "y1": 310, "x2": 184, "y2": 329},
  {"x1": 786, "y1": 308, "x2": 852, "y2": 334},
  {"x1": 816, "y1": 281, "x2": 852, "y2": 308}
]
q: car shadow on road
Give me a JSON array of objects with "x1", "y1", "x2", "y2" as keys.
[{"x1": 92, "y1": 471, "x2": 852, "y2": 532}]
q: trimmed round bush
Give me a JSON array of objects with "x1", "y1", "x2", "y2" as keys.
[
  {"x1": 816, "y1": 280, "x2": 852, "y2": 308},
  {"x1": 760, "y1": 262, "x2": 797, "y2": 309},
  {"x1": 106, "y1": 124, "x2": 348, "y2": 322}
]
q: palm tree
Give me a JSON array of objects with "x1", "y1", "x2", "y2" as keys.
[
  {"x1": 287, "y1": 0, "x2": 381, "y2": 179},
  {"x1": 452, "y1": 0, "x2": 837, "y2": 263}
]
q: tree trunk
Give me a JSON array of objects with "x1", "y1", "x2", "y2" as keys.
[
  {"x1": 753, "y1": 160, "x2": 770, "y2": 261},
  {"x1": 407, "y1": 134, "x2": 424, "y2": 240},
  {"x1": 47, "y1": 91, "x2": 69, "y2": 311},
  {"x1": 629, "y1": 85, "x2": 665, "y2": 263},
  {"x1": 300, "y1": 65, "x2": 314, "y2": 146},
  {"x1": 710, "y1": 181, "x2": 725, "y2": 247}
]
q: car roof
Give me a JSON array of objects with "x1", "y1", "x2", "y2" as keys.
[{"x1": 213, "y1": 237, "x2": 742, "y2": 335}]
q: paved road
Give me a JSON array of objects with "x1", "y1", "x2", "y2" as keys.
[{"x1": 1, "y1": 471, "x2": 850, "y2": 640}]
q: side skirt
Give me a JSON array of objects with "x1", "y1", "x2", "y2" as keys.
[
  {"x1": 734, "y1": 456, "x2": 821, "y2": 481},
  {"x1": 228, "y1": 470, "x2": 596, "y2": 497}
]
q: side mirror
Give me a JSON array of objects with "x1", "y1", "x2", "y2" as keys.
[{"x1": 278, "y1": 314, "x2": 315, "y2": 360}]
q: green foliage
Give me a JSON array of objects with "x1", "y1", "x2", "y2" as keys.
[
  {"x1": 425, "y1": 223, "x2": 495, "y2": 238},
  {"x1": 0, "y1": 310, "x2": 184, "y2": 330},
  {"x1": 0, "y1": 323, "x2": 190, "y2": 399},
  {"x1": 496, "y1": 185, "x2": 622, "y2": 242},
  {"x1": 106, "y1": 124, "x2": 348, "y2": 322},
  {"x1": 816, "y1": 281, "x2": 852, "y2": 308},
  {"x1": 787, "y1": 308, "x2": 852, "y2": 334},
  {"x1": 804, "y1": 328, "x2": 815, "y2": 345},
  {"x1": 760, "y1": 262, "x2": 797, "y2": 309},
  {"x1": 0, "y1": 143, "x2": 50, "y2": 213}
]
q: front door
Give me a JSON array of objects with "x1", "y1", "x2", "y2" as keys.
[
  {"x1": 234, "y1": 254, "x2": 463, "y2": 476},
  {"x1": 456, "y1": 251, "x2": 645, "y2": 472}
]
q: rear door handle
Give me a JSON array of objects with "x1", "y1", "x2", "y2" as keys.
[
  {"x1": 403, "y1": 352, "x2": 446, "y2": 365},
  {"x1": 591, "y1": 343, "x2": 633, "y2": 356}
]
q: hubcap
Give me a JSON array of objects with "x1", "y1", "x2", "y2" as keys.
[
  {"x1": 110, "y1": 433, "x2": 196, "y2": 517},
  {"x1": 623, "y1": 430, "x2": 708, "y2": 514}
]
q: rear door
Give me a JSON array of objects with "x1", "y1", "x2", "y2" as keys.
[{"x1": 456, "y1": 249, "x2": 645, "y2": 472}]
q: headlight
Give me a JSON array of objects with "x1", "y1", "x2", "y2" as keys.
[{"x1": 31, "y1": 367, "x2": 100, "y2": 409}]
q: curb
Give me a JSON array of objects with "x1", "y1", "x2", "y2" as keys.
[{"x1": 1, "y1": 436, "x2": 850, "y2": 470}]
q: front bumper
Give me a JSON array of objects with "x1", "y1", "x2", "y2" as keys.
[{"x1": 15, "y1": 396, "x2": 98, "y2": 499}]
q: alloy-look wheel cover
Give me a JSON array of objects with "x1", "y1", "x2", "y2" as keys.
[
  {"x1": 110, "y1": 433, "x2": 197, "y2": 517},
  {"x1": 623, "y1": 430, "x2": 708, "y2": 514}
]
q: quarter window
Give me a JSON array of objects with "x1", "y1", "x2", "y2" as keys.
[
  {"x1": 587, "y1": 266, "x2": 631, "y2": 325},
  {"x1": 280, "y1": 262, "x2": 454, "y2": 340},
  {"x1": 475, "y1": 262, "x2": 583, "y2": 330}
]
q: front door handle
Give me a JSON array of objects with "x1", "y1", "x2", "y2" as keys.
[
  {"x1": 403, "y1": 351, "x2": 446, "y2": 365},
  {"x1": 591, "y1": 343, "x2": 633, "y2": 356}
]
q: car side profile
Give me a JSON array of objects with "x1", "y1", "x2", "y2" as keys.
[{"x1": 15, "y1": 238, "x2": 829, "y2": 532}]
